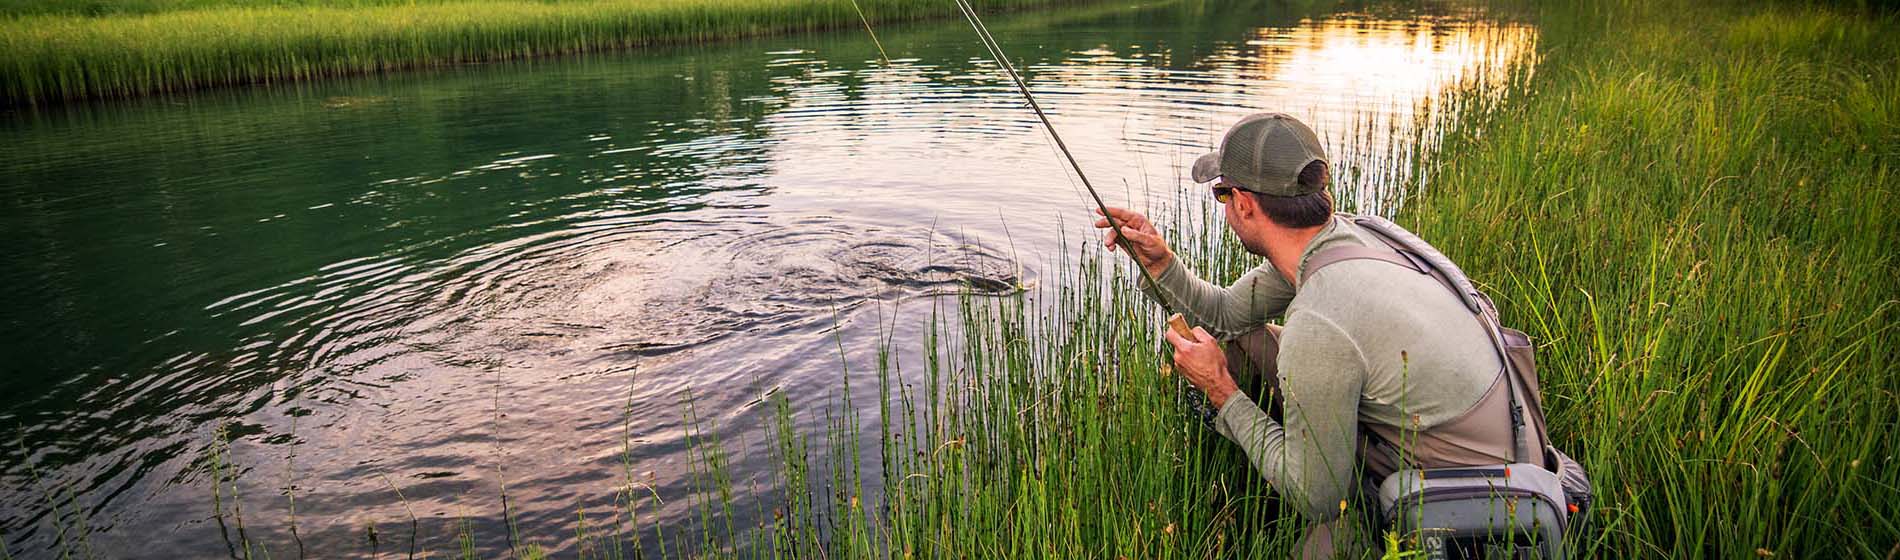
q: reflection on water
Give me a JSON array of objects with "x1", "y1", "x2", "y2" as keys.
[{"x1": 0, "y1": 2, "x2": 1534, "y2": 556}]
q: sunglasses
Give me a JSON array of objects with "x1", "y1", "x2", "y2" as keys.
[{"x1": 1211, "y1": 184, "x2": 1237, "y2": 204}]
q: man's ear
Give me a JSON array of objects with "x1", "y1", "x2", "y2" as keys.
[{"x1": 1230, "y1": 190, "x2": 1257, "y2": 219}]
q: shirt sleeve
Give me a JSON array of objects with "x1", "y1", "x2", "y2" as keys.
[
  {"x1": 1212, "y1": 309, "x2": 1365, "y2": 521},
  {"x1": 1140, "y1": 257, "x2": 1296, "y2": 340}
]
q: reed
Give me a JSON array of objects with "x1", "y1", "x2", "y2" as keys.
[{"x1": 0, "y1": 0, "x2": 1081, "y2": 105}]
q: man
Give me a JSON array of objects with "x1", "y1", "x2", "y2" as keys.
[{"x1": 1095, "y1": 113, "x2": 1544, "y2": 557}]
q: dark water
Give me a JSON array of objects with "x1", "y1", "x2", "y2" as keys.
[{"x1": 0, "y1": 2, "x2": 1532, "y2": 556}]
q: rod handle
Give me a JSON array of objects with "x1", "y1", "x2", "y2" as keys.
[{"x1": 1166, "y1": 313, "x2": 1194, "y2": 339}]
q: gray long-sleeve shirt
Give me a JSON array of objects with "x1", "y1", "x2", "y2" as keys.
[{"x1": 1143, "y1": 215, "x2": 1507, "y2": 521}]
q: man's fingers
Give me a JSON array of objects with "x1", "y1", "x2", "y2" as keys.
[
  {"x1": 1100, "y1": 206, "x2": 1146, "y2": 225},
  {"x1": 1191, "y1": 326, "x2": 1213, "y2": 344},
  {"x1": 1162, "y1": 325, "x2": 1186, "y2": 348},
  {"x1": 1108, "y1": 227, "x2": 1166, "y2": 254},
  {"x1": 1094, "y1": 208, "x2": 1158, "y2": 238},
  {"x1": 1124, "y1": 227, "x2": 1160, "y2": 246},
  {"x1": 1123, "y1": 228, "x2": 1167, "y2": 255},
  {"x1": 1166, "y1": 326, "x2": 1215, "y2": 350}
]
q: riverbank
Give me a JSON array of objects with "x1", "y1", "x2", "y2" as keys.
[
  {"x1": 0, "y1": 0, "x2": 1077, "y2": 105},
  {"x1": 1399, "y1": 0, "x2": 1897, "y2": 554}
]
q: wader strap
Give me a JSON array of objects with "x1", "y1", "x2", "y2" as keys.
[
  {"x1": 1299, "y1": 246, "x2": 1432, "y2": 283},
  {"x1": 1349, "y1": 216, "x2": 1490, "y2": 315},
  {"x1": 1304, "y1": 234, "x2": 1535, "y2": 466},
  {"x1": 1471, "y1": 305, "x2": 1534, "y2": 465}
]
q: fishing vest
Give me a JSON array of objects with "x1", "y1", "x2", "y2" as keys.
[{"x1": 1300, "y1": 214, "x2": 1592, "y2": 547}]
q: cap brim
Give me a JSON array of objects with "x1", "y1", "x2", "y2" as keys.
[{"x1": 1190, "y1": 151, "x2": 1222, "y2": 183}]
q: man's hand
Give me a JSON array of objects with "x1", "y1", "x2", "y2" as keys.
[
  {"x1": 1164, "y1": 326, "x2": 1239, "y2": 409},
  {"x1": 1093, "y1": 207, "x2": 1173, "y2": 278}
]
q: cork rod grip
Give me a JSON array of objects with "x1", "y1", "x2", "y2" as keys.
[{"x1": 1166, "y1": 313, "x2": 1194, "y2": 339}]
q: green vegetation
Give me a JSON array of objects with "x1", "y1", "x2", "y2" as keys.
[
  {"x1": 773, "y1": 238, "x2": 1309, "y2": 558},
  {"x1": 0, "y1": 0, "x2": 582, "y2": 18},
  {"x1": 0, "y1": 0, "x2": 1077, "y2": 105},
  {"x1": 1399, "y1": 0, "x2": 1898, "y2": 555}
]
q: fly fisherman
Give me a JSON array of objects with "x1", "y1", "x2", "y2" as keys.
[{"x1": 1096, "y1": 113, "x2": 1565, "y2": 558}]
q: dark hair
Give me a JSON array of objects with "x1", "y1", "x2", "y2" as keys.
[{"x1": 1251, "y1": 160, "x2": 1333, "y2": 228}]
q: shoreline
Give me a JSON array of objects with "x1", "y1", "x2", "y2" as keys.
[{"x1": 0, "y1": 0, "x2": 1090, "y2": 107}]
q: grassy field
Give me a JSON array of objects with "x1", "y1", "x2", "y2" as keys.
[
  {"x1": 1396, "y1": 0, "x2": 1898, "y2": 555},
  {"x1": 0, "y1": 0, "x2": 1076, "y2": 105},
  {"x1": 0, "y1": 0, "x2": 600, "y2": 17},
  {"x1": 0, "y1": 0, "x2": 556, "y2": 17}
]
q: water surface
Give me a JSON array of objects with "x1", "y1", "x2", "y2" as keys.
[{"x1": 0, "y1": 2, "x2": 1533, "y2": 556}]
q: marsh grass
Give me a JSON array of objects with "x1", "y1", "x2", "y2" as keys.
[
  {"x1": 847, "y1": 232, "x2": 1314, "y2": 558},
  {"x1": 1392, "y1": 0, "x2": 1899, "y2": 555},
  {"x1": 10, "y1": 438, "x2": 98, "y2": 560},
  {"x1": 208, "y1": 425, "x2": 263, "y2": 559},
  {"x1": 0, "y1": 0, "x2": 597, "y2": 18},
  {"x1": 0, "y1": 0, "x2": 1081, "y2": 105}
]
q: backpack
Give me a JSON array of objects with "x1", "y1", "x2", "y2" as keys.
[{"x1": 1303, "y1": 214, "x2": 1593, "y2": 557}]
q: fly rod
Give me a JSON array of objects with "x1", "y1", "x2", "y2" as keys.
[{"x1": 947, "y1": 0, "x2": 1195, "y2": 339}]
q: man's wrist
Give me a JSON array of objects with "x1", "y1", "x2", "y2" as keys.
[
  {"x1": 1205, "y1": 383, "x2": 1237, "y2": 409},
  {"x1": 1146, "y1": 254, "x2": 1175, "y2": 278}
]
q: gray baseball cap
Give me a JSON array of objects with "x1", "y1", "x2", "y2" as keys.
[{"x1": 1190, "y1": 113, "x2": 1328, "y2": 197}]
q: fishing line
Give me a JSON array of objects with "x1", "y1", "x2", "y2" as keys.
[
  {"x1": 947, "y1": 0, "x2": 1188, "y2": 323},
  {"x1": 962, "y1": 3, "x2": 1088, "y2": 206},
  {"x1": 841, "y1": 0, "x2": 1195, "y2": 335}
]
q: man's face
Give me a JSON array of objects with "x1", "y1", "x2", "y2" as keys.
[{"x1": 1218, "y1": 183, "x2": 1271, "y2": 256}]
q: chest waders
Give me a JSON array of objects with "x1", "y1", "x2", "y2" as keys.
[{"x1": 1303, "y1": 215, "x2": 1593, "y2": 560}]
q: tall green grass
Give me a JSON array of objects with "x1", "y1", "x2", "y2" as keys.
[
  {"x1": 1396, "y1": 0, "x2": 1899, "y2": 555},
  {"x1": 840, "y1": 234, "x2": 1310, "y2": 558},
  {"x1": 0, "y1": 0, "x2": 594, "y2": 18},
  {"x1": 0, "y1": 0, "x2": 1080, "y2": 105}
]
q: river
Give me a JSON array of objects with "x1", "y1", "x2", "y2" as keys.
[{"x1": 0, "y1": 1, "x2": 1533, "y2": 556}]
